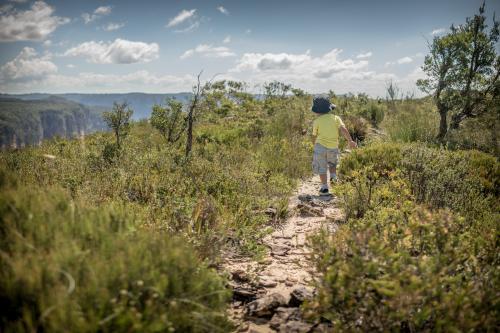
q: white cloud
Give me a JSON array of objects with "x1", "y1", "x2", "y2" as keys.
[
  {"x1": 356, "y1": 51, "x2": 372, "y2": 59},
  {"x1": 221, "y1": 48, "x2": 403, "y2": 96},
  {"x1": 217, "y1": 6, "x2": 229, "y2": 15},
  {"x1": 0, "y1": 47, "x2": 57, "y2": 81},
  {"x1": 43, "y1": 39, "x2": 52, "y2": 47},
  {"x1": 232, "y1": 49, "x2": 368, "y2": 77},
  {"x1": 64, "y1": 38, "x2": 159, "y2": 64},
  {"x1": 174, "y1": 21, "x2": 199, "y2": 33},
  {"x1": 180, "y1": 44, "x2": 236, "y2": 59},
  {"x1": 94, "y1": 6, "x2": 112, "y2": 15},
  {"x1": 167, "y1": 9, "x2": 196, "y2": 27},
  {"x1": 397, "y1": 56, "x2": 413, "y2": 64},
  {"x1": 0, "y1": 1, "x2": 69, "y2": 42},
  {"x1": 66, "y1": 64, "x2": 75, "y2": 69},
  {"x1": 431, "y1": 28, "x2": 446, "y2": 35},
  {"x1": 385, "y1": 54, "x2": 418, "y2": 67},
  {"x1": 82, "y1": 5, "x2": 112, "y2": 24},
  {"x1": 223, "y1": 35, "x2": 231, "y2": 44},
  {"x1": 0, "y1": 70, "x2": 196, "y2": 94},
  {"x1": 103, "y1": 22, "x2": 125, "y2": 31}
]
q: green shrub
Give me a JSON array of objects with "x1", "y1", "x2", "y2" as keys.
[
  {"x1": 307, "y1": 205, "x2": 499, "y2": 332},
  {"x1": 0, "y1": 183, "x2": 232, "y2": 333},
  {"x1": 382, "y1": 104, "x2": 438, "y2": 143},
  {"x1": 340, "y1": 143, "x2": 499, "y2": 218},
  {"x1": 359, "y1": 102, "x2": 385, "y2": 127},
  {"x1": 311, "y1": 142, "x2": 500, "y2": 330},
  {"x1": 343, "y1": 115, "x2": 371, "y2": 143}
]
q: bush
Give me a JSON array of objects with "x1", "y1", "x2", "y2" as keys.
[
  {"x1": 0, "y1": 183, "x2": 232, "y2": 333},
  {"x1": 359, "y1": 102, "x2": 385, "y2": 127},
  {"x1": 339, "y1": 143, "x2": 498, "y2": 218},
  {"x1": 382, "y1": 103, "x2": 438, "y2": 143},
  {"x1": 308, "y1": 142, "x2": 499, "y2": 331},
  {"x1": 343, "y1": 115, "x2": 371, "y2": 143},
  {"x1": 307, "y1": 205, "x2": 498, "y2": 332}
]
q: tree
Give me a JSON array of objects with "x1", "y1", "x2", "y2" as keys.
[
  {"x1": 150, "y1": 98, "x2": 186, "y2": 144},
  {"x1": 102, "y1": 102, "x2": 133, "y2": 148},
  {"x1": 185, "y1": 71, "x2": 204, "y2": 157},
  {"x1": 386, "y1": 80, "x2": 401, "y2": 107},
  {"x1": 417, "y1": 3, "x2": 499, "y2": 141},
  {"x1": 263, "y1": 81, "x2": 291, "y2": 98}
]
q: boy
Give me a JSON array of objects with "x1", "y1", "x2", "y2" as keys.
[{"x1": 311, "y1": 97, "x2": 357, "y2": 195}]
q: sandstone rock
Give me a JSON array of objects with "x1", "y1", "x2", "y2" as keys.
[
  {"x1": 259, "y1": 277, "x2": 278, "y2": 288},
  {"x1": 279, "y1": 320, "x2": 313, "y2": 333},
  {"x1": 270, "y1": 244, "x2": 290, "y2": 256},
  {"x1": 269, "y1": 307, "x2": 302, "y2": 330},
  {"x1": 297, "y1": 203, "x2": 323, "y2": 217},
  {"x1": 231, "y1": 269, "x2": 250, "y2": 282},
  {"x1": 289, "y1": 287, "x2": 313, "y2": 307},
  {"x1": 311, "y1": 322, "x2": 334, "y2": 332},
  {"x1": 246, "y1": 293, "x2": 287, "y2": 318},
  {"x1": 232, "y1": 286, "x2": 257, "y2": 302}
]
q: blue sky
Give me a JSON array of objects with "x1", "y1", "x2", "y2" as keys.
[{"x1": 0, "y1": 0, "x2": 498, "y2": 96}]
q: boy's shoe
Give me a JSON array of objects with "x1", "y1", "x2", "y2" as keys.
[{"x1": 319, "y1": 187, "x2": 330, "y2": 196}]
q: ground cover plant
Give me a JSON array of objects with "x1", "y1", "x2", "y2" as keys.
[
  {"x1": 306, "y1": 143, "x2": 499, "y2": 331},
  {"x1": 0, "y1": 85, "x2": 313, "y2": 332}
]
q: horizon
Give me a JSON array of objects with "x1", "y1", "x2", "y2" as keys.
[{"x1": 1, "y1": 0, "x2": 499, "y2": 97}]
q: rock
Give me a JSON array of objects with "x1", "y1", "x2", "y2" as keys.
[
  {"x1": 271, "y1": 231, "x2": 294, "y2": 239},
  {"x1": 237, "y1": 322, "x2": 249, "y2": 332},
  {"x1": 297, "y1": 203, "x2": 323, "y2": 217},
  {"x1": 311, "y1": 322, "x2": 334, "y2": 332},
  {"x1": 289, "y1": 287, "x2": 313, "y2": 307},
  {"x1": 246, "y1": 293, "x2": 287, "y2": 318},
  {"x1": 259, "y1": 277, "x2": 277, "y2": 288},
  {"x1": 270, "y1": 244, "x2": 290, "y2": 256},
  {"x1": 279, "y1": 320, "x2": 313, "y2": 333},
  {"x1": 231, "y1": 269, "x2": 250, "y2": 282},
  {"x1": 269, "y1": 307, "x2": 302, "y2": 330},
  {"x1": 264, "y1": 207, "x2": 277, "y2": 216},
  {"x1": 298, "y1": 194, "x2": 312, "y2": 202},
  {"x1": 233, "y1": 286, "x2": 257, "y2": 302}
]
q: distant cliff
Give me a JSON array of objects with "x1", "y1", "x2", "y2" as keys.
[
  {"x1": 0, "y1": 92, "x2": 193, "y2": 119},
  {"x1": 0, "y1": 96, "x2": 108, "y2": 149}
]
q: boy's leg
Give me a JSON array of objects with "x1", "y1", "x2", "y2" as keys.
[
  {"x1": 327, "y1": 148, "x2": 339, "y2": 182},
  {"x1": 319, "y1": 173, "x2": 328, "y2": 186},
  {"x1": 313, "y1": 144, "x2": 329, "y2": 191},
  {"x1": 329, "y1": 164, "x2": 337, "y2": 179}
]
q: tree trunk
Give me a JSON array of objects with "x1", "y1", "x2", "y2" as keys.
[
  {"x1": 185, "y1": 110, "x2": 193, "y2": 157},
  {"x1": 185, "y1": 71, "x2": 203, "y2": 157},
  {"x1": 437, "y1": 107, "x2": 448, "y2": 142}
]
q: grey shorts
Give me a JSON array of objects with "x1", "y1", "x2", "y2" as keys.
[{"x1": 312, "y1": 143, "x2": 339, "y2": 174}]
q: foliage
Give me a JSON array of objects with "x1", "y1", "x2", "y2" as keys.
[
  {"x1": 102, "y1": 102, "x2": 133, "y2": 148},
  {"x1": 150, "y1": 98, "x2": 186, "y2": 144},
  {"x1": 0, "y1": 180, "x2": 232, "y2": 333},
  {"x1": 417, "y1": 3, "x2": 499, "y2": 140},
  {"x1": 307, "y1": 142, "x2": 500, "y2": 331},
  {"x1": 0, "y1": 89, "x2": 314, "y2": 331},
  {"x1": 382, "y1": 100, "x2": 439, "y2": 143}
]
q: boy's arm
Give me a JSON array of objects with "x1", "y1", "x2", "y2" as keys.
[
  {"x1": 311, "y1": 121, "x2": 318, "y2": 144},
  {"x1": 340, "y1": 125, "x2": 357, "y2": 149}
]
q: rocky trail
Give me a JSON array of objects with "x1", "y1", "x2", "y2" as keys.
[{"x1": 222, "y1": 176, "x2": 344, "y2": 332}]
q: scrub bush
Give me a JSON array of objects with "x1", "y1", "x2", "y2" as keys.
[
  {"x1": 0, "y1": 182, "x2": 232, "y2": 333},
  {"x1": 308, "y1": 143, "x2": 499, "y2": 331}
]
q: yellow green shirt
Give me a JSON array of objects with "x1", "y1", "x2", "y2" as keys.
[{"x1": 312, "y1": 113, "x2": 345, "y2": 149}]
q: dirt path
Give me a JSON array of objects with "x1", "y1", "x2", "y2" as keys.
[{"x1": 222, "y1": 176, "x2": 343, "y2": 332}]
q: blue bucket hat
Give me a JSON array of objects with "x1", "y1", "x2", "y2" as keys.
[{"x1": 312, "y1": 97, "x2": 336, "y2": 114}]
